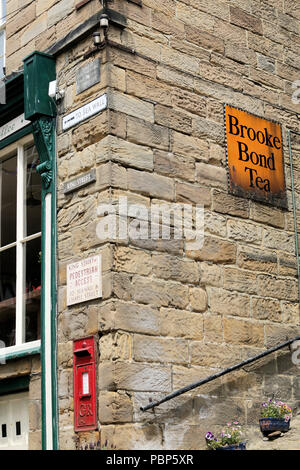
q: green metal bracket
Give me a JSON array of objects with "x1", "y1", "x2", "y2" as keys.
[
  {"x1": 23, "y1": 52, "x2": 56, "y2": 193},
  {"x1": 32, "y1": 117, "x2": 55, "y2": 191}
]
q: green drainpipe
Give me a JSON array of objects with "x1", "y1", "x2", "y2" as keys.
[
  {"x1": 23, "y1": 51, "x2": 58, "y2": 450},
  {"x1": 288, "y1": 130, "x2": 300, "y2": 320}
]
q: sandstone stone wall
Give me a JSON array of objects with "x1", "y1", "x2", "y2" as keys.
[
  {"x1": 5, "y1": 0, "x2": 100, "y2": 74},
  {"x1": 5, "y1": 0, "x2": 300, "y2": 450}
]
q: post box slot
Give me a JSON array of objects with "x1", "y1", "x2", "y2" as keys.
[{"x1": 74, "y1": 348, "x2": 91, "y2": 357}]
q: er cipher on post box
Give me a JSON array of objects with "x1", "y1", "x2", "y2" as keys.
[{"x1": 73, "y1": 337, "x2": 97, "y2": 432}]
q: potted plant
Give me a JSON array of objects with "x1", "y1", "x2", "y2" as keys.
[
  {"x1": 259, "y1": 399, "x2": 292, "y2": 436},
  {"x1": 205, "y1": 422, "x2": 246, "y2": 450}
]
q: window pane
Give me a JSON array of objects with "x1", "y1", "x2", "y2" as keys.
[
  {"x1": 25, "y1": 237, "x2": 41, "y2": 343},
  {"x1": 0, "y1": 30, "x2": 4, "y2": 79},
  {"x1": 25, "y1": 145, "x2": 41, "y2": 237},
  {"x1": 0, "y1": 0, "x2": 6, "y2": 24},
  {"x1": 0, "y1": 30, "x2": 3, "y2": 56},
  {"x1": 0, "y1": 247, "x2": 16, "y2": 347},
  {"x1": 1, "y1": 153, "x2": 17, "y2": 247},
  {"x1": 0, "y1": 55, "x2": 3, "y2": 80},
  {"x1": 0, "y1": 24, "x2": 4, "y2": 79}
]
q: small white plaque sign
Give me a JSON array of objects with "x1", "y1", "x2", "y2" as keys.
[
  {"x1": 62, "y1": 94, "x2": 107, "y2": 131},
  {"x1": 67, "y1": 255, "x2": 102, "y2": 306}
]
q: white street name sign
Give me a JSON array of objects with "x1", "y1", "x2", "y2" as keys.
[{"x1": 62, "y1": 94, "x2": 107, "y2": 131}]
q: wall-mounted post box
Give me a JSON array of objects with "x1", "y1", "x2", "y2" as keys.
[{"x1": 73, "y1": 337, "x2": 97, "y2": 432}]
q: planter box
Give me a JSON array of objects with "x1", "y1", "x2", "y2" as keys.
[
  {"x1": 259, "y1": 417, "x2": 290, "y2": 435},
  {"x1": 216, "y1": 442, "x2": 246, "y2": 450}
]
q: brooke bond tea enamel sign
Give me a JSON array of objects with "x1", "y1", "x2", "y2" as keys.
[{"x1": 225, "y1": 105, "x2": 287, "y2": 208}]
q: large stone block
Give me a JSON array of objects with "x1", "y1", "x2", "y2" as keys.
[
  {"x1": 264, "y1": 324, "x2": 300, "y2": 349},
  {"x1": 96, "y1": 135, "x2": 154, "y2": 171},
  {"x1": 212, "y1": 190, "x2": 249, "y2": 218},
  {"x1": 172, "y1": 365, "x2": 225, "y2": 396},
  {"x1": 133, "y1": 334, "x2": 189, "y2": 365},
  {"x1": 190, "y1": 342, "x2": 241, "y2": 368},
  {"x1": 257, "y1": 275, "x2": 298, "y2": 301},
  {"x1": 251, "y1": 297, "x2": 281, "y2": 322},
  {"x1": 157, "y1": 64, "x2": 194, "y2": 89},
  {"x1": 175, "y1": 182, "x2": 211, "y2": 206},
  {"x1": 224, "y1": 318, "x2": 264, "y2": 347},
  {"x1": 155, "y1": 104, "x2": 192, "y2": 133},
  {"x1": 160, "y1": 307, "x2": 204, "y2": 340},
  {"x1": 172, "y1": 87, "x2": 207, "y2": 116},
  {"x1": 20, "y1": 13, "x2": 48, "y2": 47},
  {"x1": 189, "y1": 287, "x2": 208, "y2": 312},
  {"x1": 100, "y1": 423, "x2": 163, "y2": 450},
  {"x1": 160, "y1": 45, "x2": 201, "y2": 75},
  {"x1": 100, "y1": 332, "x2": 132, "y2": 361},
  {"x1": 154, "y1": 150, "x2": 195, "y2": 182},
  {"x1": 109, "y1": 91, "x2": 154, "y2": 123},
  {"x1": 186, "y1": 26, "x2": 224, "y2": 54},
  {"x1": 263, "y1": 228, "x2": 295, "y2": 253},
  {"x1": 186, "y1": 236, "x2": 236, "y2": 264},
  {"x1": 209, "y1": 287, "x2": 250, "y2": 317},
  {"x1": 224, "y1": 267, "x2": 258, "y2": 294},
  {"x1": 48, "y1": 0, "x2": 74, "y2": 27},
  {"x1": 172, "y1": 132, "x2": 209, "y2": 161},
  {"x1": 28, "y1": 431, "x2": 42, "y2": 451},
  {"x1": 127, "y1": 117, "x2": 169, "y2": 150},
  {"x1": 127, "y1": 168, "x2": 174, "y2": 200},
  {"x1": 199, "y1": 262, "x2": 223, "y2": 287},
  {"x1": 204, "y1": 211, "x2": 227, "y2": 238},
  {"x1": 228, "y1": 219, "x2": 262, "y2": 245},
  {"x1": 126, "y1": 71, "x2": 173, "y2": 106},
  {"x1": 6, "y1": 2, "x2": 36, "y2": 39},
  {"x1": 98, "y1": 361, "x2": 171, "y2": 392},
  {"x1": 132, "y1": 276, "x2": 190, "y2": 309},
  {"x1": 195, "y1": 163, "x2": 227, "y2": 189},
  {"x1": 203, "y1": 313, "x2": 223, "y2": 342},
  {"x1": 114, "y1": 246, "x2": 152, "y2": 276},
  {"x1": 72, "y1": 112, "x2": 108, "y2": 151},
  {"x1": 229, "y1": 5, "x2": 263, "y2": 34},
  {"x1": 237, "y1": 246, "x2": 277, "y2": 274},
  {"x1": 152, "y1": 253, "x2": 199, "y2": 284},
  {"x1": 176, "y1": 2, "x2": 215, "y2": 31},
  {"x1": 98, "y1": 392, "x2": 133, "y2": 424},
  {"x1": 113, "y1": 300, "x2": 161, "y2": 335}
]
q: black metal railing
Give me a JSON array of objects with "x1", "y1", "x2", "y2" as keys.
[{"x1": 140, "y1": 335, "x2": 300, "y2": 412}]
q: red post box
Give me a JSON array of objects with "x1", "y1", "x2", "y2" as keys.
[{"x1": 73, "y1": 336, "x2": 97, "y2": 432}]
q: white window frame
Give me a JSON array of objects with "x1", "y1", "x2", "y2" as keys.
[
  {"x1": 0, "y1": 134, "x2": 41, "y2": 360},
  {"x1": 0, "y1": 0, "x2": 6, "y2": 77}
]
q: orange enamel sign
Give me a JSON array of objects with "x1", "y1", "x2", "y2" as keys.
[{"x1": 225, "y1": 105, "x2": 287, "y2": 208}]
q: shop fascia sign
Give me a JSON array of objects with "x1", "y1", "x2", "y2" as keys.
[
  {"x1": 225, "y1": 105, "x2": 287, "y2": 208},
  {"x1": 0, "y1": 114, "x2": 31, "y2": 142}
]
